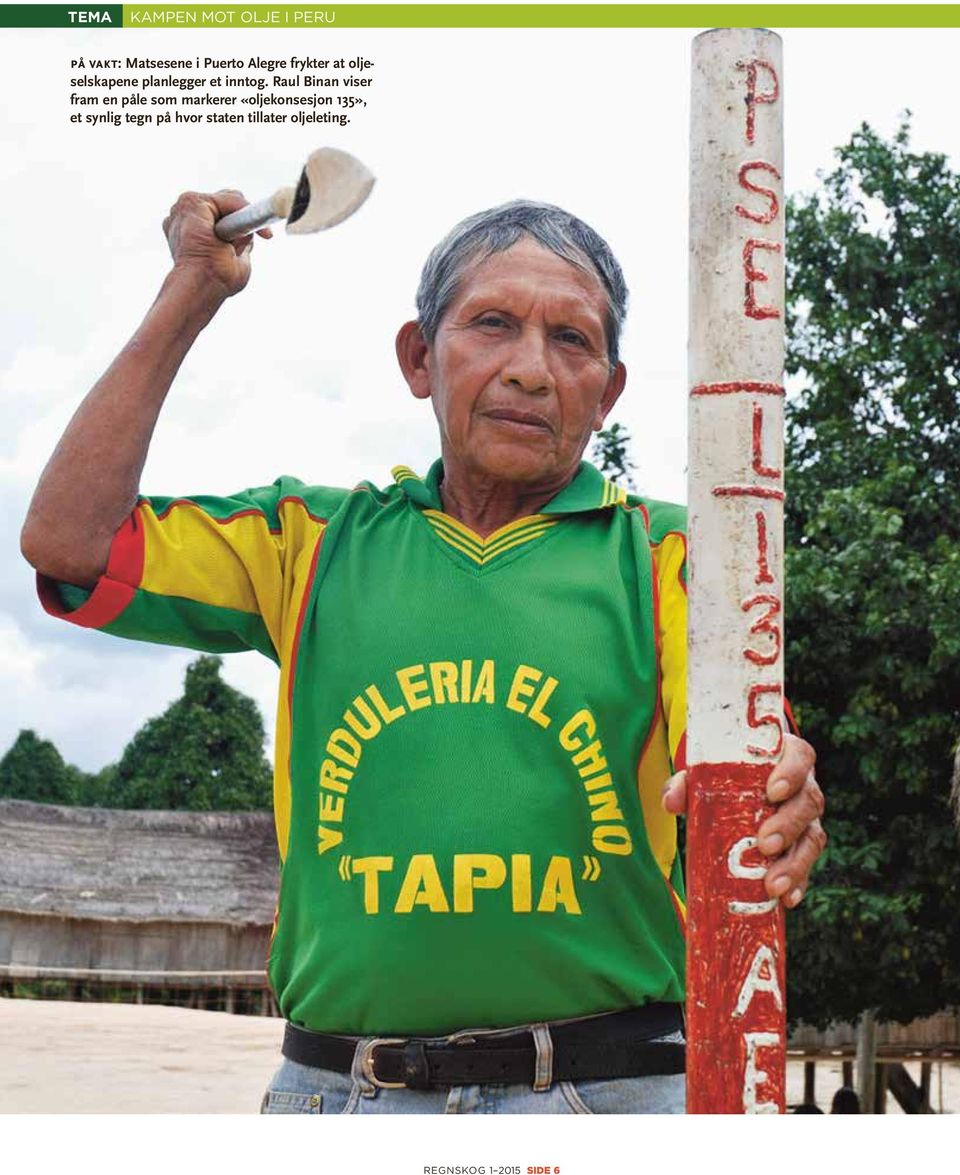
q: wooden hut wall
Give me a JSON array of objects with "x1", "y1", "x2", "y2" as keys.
[
  {"x1": 0, "y1": 910, "x2": 271, "y2": 972},
  {"x1": 1, "y1": 800, "x2": 278, "y2": 977}
]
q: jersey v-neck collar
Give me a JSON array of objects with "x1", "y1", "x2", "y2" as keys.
[{"x1": 390, "y1": 460, "x2": 627, "y2": 569}]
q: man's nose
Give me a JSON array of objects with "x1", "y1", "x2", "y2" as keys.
[{"x1": 500, "y1": 328, "x2": 554, "y2": 394}]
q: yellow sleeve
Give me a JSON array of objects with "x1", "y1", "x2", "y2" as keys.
[
  {"x1": 654, "y1": 530, "x2": 688, "y2": 772},
  {"x1": 36, "y1": 478, "x2": 333, "y2": 666}
]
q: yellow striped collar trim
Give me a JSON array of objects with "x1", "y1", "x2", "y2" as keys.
[
  {"x1": 422, "y1": 509, "x2": 558, "y2": 566},
  {"x1": 600, "y1": 478, "x2": 628, "y2": 508}
]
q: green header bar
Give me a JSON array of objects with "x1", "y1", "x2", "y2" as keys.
[
  {"x1": 0, "y1": 5, "x2": 122, "y2": 25},
  {"x1": 125, "y1": 5, "x2": 958, "y2": 28},
  {"x1": 121, "y1": 5, "x2": 960, "y2": 28},
  {"x1": 3, "y1": 4, "x2": 960, "y2": 29}
]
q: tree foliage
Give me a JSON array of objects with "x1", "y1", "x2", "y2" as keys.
[
  {"x1": 109, "y1": 655, "x2": 272, "y2": 811},
  {"x1": 0, "y1": 729, "x2": 83, "y2": 804},
  {"x1": 784, "y1": 119, "x2": 960, "y2": 1026},
  {"x1": 591, "y1": 422, "x2": 637, "y2": 488},
  {"x1": 0, "y1": 656, "x2": 272, "y2": 812}
]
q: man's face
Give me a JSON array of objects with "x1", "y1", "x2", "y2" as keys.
[{"x1": 401, "y1": 239, "x2": 626, "y2": 491}]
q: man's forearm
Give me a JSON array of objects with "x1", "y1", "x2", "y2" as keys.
[{"x1": 20, "y1": 267, "x2": 227, "y2": 587}]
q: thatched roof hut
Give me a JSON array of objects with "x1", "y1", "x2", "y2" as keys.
[{"x1": 0, "y1": 799, "x2": 279, "y2": 980}]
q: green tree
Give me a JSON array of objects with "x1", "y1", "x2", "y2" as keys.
[
  {"x1": 111, "y1": 655, "x2": 272, "y2": 811},
  {"x1": 591, "y1": 421, "x2": 636, "y2": 488},
  {"x1": 784, "y1": 119, "x2": 960, "y2": 1026},
  {"x1": 81, "y1": 762, "x2": 119, "y2": 808},
  {"x1": 0, "y1": 729, "x2": 81, "y2": 804}
]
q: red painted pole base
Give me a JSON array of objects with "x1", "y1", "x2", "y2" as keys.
[{"x1": 686, "y1": 761, "x2": 786, "y2": 1114}]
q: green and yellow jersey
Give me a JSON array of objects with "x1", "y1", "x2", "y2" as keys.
[{"x1": 38, "y1": 459, "x2": 689, "y2": 1035}]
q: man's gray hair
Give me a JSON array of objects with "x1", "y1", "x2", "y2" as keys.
[{"x1": 416, "y1": 200, "x2": 629, "y2": 367}]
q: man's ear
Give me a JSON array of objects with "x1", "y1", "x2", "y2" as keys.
[
  {"x1": 396, "y1": 321, "x2": 433, "y2": 401},
  {"x1": 593, "y1": 362, "x2": 627, "y2": 430}
]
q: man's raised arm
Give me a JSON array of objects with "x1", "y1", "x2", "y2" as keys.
[{"x1": 20, "y1": 189, "x2": 270, "y2": 588}]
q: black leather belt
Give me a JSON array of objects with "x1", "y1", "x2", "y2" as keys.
[{"x1": 282, "y1": 1003, "x2": 685, "y2": 1090}]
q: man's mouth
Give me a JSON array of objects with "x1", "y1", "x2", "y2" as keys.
[{"x1": 482, "y1": 409, "x2": 554, "y2": 433}]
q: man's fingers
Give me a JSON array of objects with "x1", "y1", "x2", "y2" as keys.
[
  {"x1": 763, "y1": 817, "x2": 827, "y2": 907},
  {"x1": 660, "y1": 732, "x2": 825, "y2": 906},
  {"x1": 766, "y1": 731, "x2": 816, "y2": 803},
  {"x1": 661, "y1": 770, "x2": 687, "y2": 814},
  {"x1": 167, "y1": 189, "x2": 245, "y2": 222},
  {"x1": 758, "y1": 770, "x2": 825, "y2": 854},
  {"x1": 208, "y1": 188, "x2": 250, "y2": 217}
]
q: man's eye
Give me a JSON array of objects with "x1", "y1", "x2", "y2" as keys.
[
  {"x1": 476, "y1": 314, "x2": 509, "y2": 329},
  {"x1": 557, "y1": 329, "x2": 588, "y2": 347}
]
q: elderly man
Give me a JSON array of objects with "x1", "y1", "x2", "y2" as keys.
[{"x1": 21, "y1": 194, "x2": 825, "y2": 1114}]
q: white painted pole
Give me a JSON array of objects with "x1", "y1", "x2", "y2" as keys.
[{"x1": 685, "y1": 27, "x2": 787, "y2": 1115}]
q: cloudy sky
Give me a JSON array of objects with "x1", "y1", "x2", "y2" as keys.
[{"x1": 2, "y1": 16, "x2": 957, "y2": 775}]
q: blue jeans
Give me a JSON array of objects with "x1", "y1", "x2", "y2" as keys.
[{"x1": 260, "y1": 1025, "x2": 686, "y2": 1115}]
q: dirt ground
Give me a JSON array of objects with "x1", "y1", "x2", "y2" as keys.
[
  {"x1": 0, "y1": 997, "x2": 956, "y2": 1114},
  {"x1": 0, "y1": 997, "x2": 283, "y2": 1113}
]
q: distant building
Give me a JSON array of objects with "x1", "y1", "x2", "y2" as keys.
[{"x1": 0, "y1": 799, "x2": 279, "y2": 1009}]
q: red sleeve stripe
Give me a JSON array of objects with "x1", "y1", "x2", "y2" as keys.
[{"x1": 35, "y1": 510, "x2": 145, "y2": 629}]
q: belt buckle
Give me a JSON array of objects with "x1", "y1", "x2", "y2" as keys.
[{"x1": 359, "y1": 1037, "x2": 409, "y2": 1089}]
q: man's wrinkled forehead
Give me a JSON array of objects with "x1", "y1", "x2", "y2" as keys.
[{"x1": 438, "y1": 241, "x2": 609, "y2": 333}]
